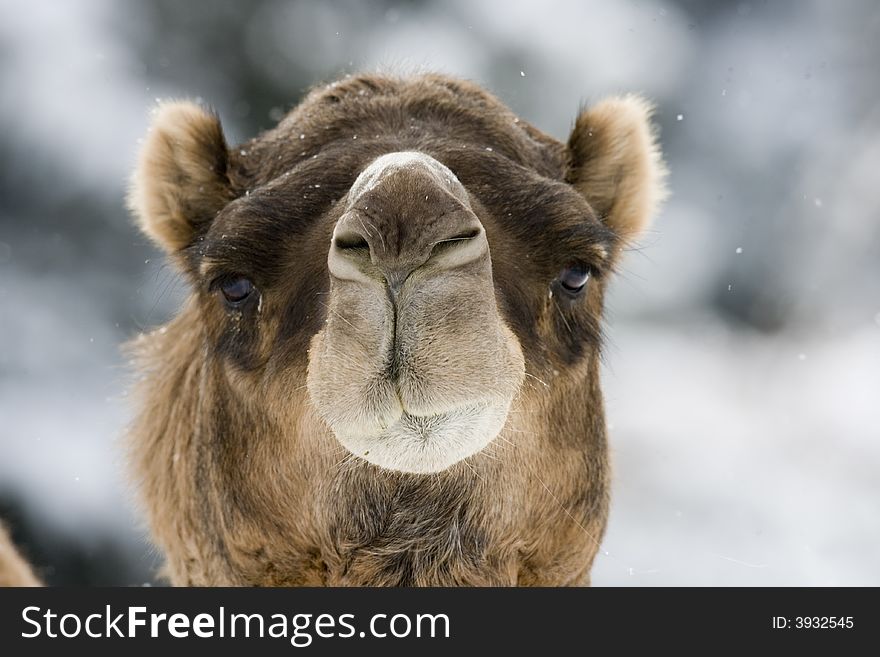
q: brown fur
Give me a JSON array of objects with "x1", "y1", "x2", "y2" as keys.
[
  {"x1": 127, "y1": 102, "x2": 235, "y2": 252},
  {"x1": 125, "y1": 73, "x2": 665, "y2": 586},
  {"x1": 0, "y1": 523, "x2": 40, "y2": 586},
  {"x1": 566, "y1": 94, "x2": 668, "y2": 244}
]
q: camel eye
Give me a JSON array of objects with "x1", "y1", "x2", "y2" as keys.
[
  {"x1": 558, "y1": 265, "x2": 590, "y2": 294},
  {"x1": 220, "y1": 276, "x2": 254, "y2": 304}
]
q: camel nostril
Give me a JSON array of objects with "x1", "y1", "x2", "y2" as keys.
[
  {"x1": 333, "y1": 232, "x2": 370, "y2": 252},
  {"x1": 450, "y1": 227, "x2": 481, "y2": 242},
  {"x1": 429, "y1": 226, "x2": 482, "y2": 250},
  {"x1": 328, "y1": 225, "x2": 377, "y2": 283}
]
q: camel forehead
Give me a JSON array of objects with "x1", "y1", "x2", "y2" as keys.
[{"x1": 347, "y1": 151, "x2": 471, "y2": 208}]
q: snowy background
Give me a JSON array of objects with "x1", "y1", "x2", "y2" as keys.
[{"x1": 0, "y1": 0, "x2": 877, "y2": 585}]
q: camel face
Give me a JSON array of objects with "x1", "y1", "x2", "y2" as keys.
[{"x1": 126, "y1": 74, "x2": 666, "y2": 585}]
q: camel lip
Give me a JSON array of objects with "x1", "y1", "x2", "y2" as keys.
[
  {"x1": 397, "y1": 401, "x2": 490, "y2": 428},
  {"x1": 335, "y1": 402, "x2": 489, "y2": 443},
  {"x1": 329, "y1": 397, "x2": 508, "y2": 473}
]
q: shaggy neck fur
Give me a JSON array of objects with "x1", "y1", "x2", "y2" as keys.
[{"x1": 131, "y1": 303, "x2": 609, "y2": 586}]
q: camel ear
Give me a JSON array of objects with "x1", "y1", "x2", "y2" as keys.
[
  {"x1": 128, "y1": 101, "x2": 234, "y2": 253},
  {"x1": 566, "y1": 95, "x2": 668, "y2": 243}
]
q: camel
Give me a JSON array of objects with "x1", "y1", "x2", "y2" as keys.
[{"x1": 1, "y1": 73, "x2": 665, "y2": 586}]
